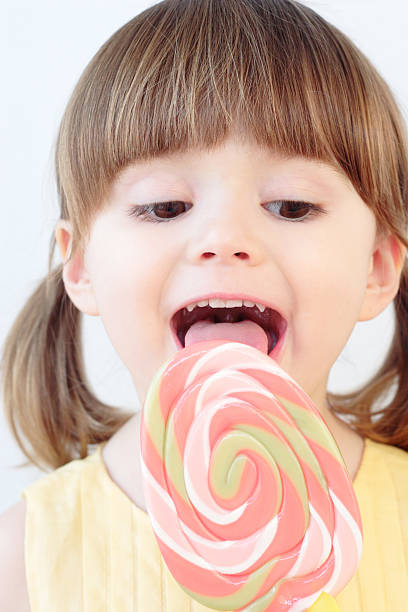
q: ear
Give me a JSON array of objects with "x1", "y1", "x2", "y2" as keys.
[
  {"x1": 55, "y1": 220, "x2": 99, "y2": 316},
  {"x1": 358, "y1": 233, "x2": 407, "y2": 321}
]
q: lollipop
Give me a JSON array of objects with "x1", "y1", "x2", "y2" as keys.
[{"x1": 140, "y1": 340, "x2": 362, "y2": 611}]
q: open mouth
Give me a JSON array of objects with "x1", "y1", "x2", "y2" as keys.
[{"x1": 170, "y1": 304, "x2": 287, "y2": 355}]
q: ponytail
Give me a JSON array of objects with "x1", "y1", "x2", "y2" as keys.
[
  {"x1": 0, "y1": 234, "x2": 133, "y2": 472},
  {"x1": 328, "y1": 262, "x2": 408, "y2": 451}
]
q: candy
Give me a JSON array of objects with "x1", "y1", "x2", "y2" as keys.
[{"x1": 140, "y1": 340, "x2": 363, "y2": 611}]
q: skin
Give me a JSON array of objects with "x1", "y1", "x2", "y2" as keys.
[{"x1": 56, "y1": 133, "x2": 406, "y2": 507}]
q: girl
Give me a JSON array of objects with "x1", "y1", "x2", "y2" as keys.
[{"x1": 1, "y1": 0, "x2": 408, "y2": 610}]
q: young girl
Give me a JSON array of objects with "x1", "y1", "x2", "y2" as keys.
[{"x1": 1, "y1": 0, "x2": 408, "y2": 610}]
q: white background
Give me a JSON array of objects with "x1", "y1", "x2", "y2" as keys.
[{"x1": 1, "y1": 0, "x2": 407, "y2": 513}]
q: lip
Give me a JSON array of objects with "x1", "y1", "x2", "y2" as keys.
[{"x1": 170, "y1": 292, "x2": 287, "y2": 360}]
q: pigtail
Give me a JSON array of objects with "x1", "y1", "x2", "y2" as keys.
[
  {"x1": 0, "y1": 234, "x2": 133, "y2": 472},
  {"x1": 328, "y1": 263, "x2": 408, "y2": 451}
]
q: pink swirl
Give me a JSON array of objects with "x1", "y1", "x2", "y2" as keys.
[{"x1": 140, "y1": 340, "x2": 363, "y2": 611}]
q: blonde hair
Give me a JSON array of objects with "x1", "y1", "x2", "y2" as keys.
[{"x1": 2, "y1": 0, "x2": 408, "y2": 471}]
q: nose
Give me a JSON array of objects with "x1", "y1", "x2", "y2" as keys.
[{"x1": 186, "y1": 205, "x2": 265, "y2": 266}]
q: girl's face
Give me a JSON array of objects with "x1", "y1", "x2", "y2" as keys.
[{"x1": 78, "y1": 134, "x2": 379, "y2": 409}]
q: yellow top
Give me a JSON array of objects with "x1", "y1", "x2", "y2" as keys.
[{"x1": 21, "y1": 438, "x2": 408, "y2": 611}]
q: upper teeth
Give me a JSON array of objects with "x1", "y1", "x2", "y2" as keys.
[{"x1": 186, "y1": 298, "x2": 266, "y2": 312}]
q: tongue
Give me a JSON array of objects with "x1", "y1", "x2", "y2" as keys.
[{"x1": 184, "y1": 319, "x2": 269, "y2": 353}]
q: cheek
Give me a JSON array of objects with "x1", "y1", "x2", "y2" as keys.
[
  {"x1": 290, "y1": 229, "x2": 371, "y2": 344},
  {"x1": 86, "y1": 234, "x2": 172, "y2": 375}
]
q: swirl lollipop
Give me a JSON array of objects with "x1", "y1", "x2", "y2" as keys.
[{"x1": 140, "y1": 340, "x2": 362, "y2": 611}]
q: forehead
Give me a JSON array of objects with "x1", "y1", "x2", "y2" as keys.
[{"x1": 112, "y1": 137, "x2": 353, "y2": 196}]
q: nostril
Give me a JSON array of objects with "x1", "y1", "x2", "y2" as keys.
[{"x1": 202, "y1": 252, "x2": 249, "y2": 259}]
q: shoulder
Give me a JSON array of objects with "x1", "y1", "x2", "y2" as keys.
[
  {"x1": 2, "y1": 448, "x2": 104, "y2": 612},
  {"x1": 0, "y1": 499, "x2": 31, "y2": 611},
  {"x1": 19, "y1": 447, "x2": 107, "y2": 557},
  {"x1": 366, "y1": 438, "x2": 408, "y2": 470},
  {"x1": 22, "y1": 446, "x2": 103, "y2": 509},
  {"x1": 359, "y1": 438, "x2": 408, "y2": 503}
]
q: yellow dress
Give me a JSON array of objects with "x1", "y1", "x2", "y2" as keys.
[{"x1": 21, "y1": 438, "x2": 408, "y2": 611}]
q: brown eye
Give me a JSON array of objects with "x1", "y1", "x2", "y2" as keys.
[
  {"x1": 280, "y1": 201, "x2": 310, "y2": 219},
  {"x1": 127, "y1": 201, "x2": 192, "y2": 223},
  {"x1": 150, "y1": 201, "x2": 189, "y2": 219},
  {"x1": 264, "y1": 200, "x2": 323, "y2": 222}
]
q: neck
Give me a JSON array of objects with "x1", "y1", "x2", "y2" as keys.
[{"x1": 320, "y1": 398, "x2": 365, "y2": 481}]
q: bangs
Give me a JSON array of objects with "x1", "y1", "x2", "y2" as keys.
[{"x1": 57, "y1": 0, "x2": 408, "y2": 245}]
